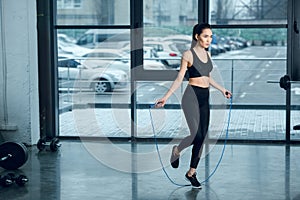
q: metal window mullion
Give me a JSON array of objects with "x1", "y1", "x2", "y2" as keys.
[{"x1": 130, "y1": 0, "x2": 143, "y2": 141}]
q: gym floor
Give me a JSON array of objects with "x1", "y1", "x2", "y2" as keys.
[{"x1": 1, "y1": 140, "x2": 300, "y2": 200}]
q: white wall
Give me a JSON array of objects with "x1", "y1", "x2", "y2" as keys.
[{"x1": 0, "y1": 0, "x2": 39, "y2": 145}]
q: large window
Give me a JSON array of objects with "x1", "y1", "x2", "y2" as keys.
[
  {"x1": 211, "y1": 28, "x2": 287, "y2": 105},
  {"x1": 56, "y1": 0, "x2": 131, "y2": 138},
  {"x1": 208, "y1": 0, "x2": 290, "y2": 141},
  {"x1": 55, "y1": 0, "x2": 298, "y2": 142}
]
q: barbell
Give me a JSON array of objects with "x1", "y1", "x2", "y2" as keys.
[
  {"x1": 268, "y1": 75, "x2": 300, "y2": 130},
  {"x1": 267, "y1": 75, "x2": 300, "y2": 90}
]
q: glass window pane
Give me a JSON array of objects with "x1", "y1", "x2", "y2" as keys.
[
  {"x1": 56, "y1": 0, "x2": 130, "y2": 25},
  {"x1": 291, "y1": 90, "x2": 300, "y2": 141},
  {"x1": 57, "y1": 29, "x2": 131, "y2": 137},
  {"x1": 55, "y1": 1, "x2": 290, "y2": 141},
  {"x1": 57, "y1": 28, "x2": 130, "y2": 91},
  {"x1": 212, "y1": 28, "x2": 287, "y2": 105},
  {"x1": 136, "y1": 81, "x2": 185, "y2": 138},
  {"x1": 210, "y1": 0, "x2": 287, "y2": 25},
  {"x1": 59, "y1": 107, "x2": 131, "y2": 137},
  {"x1": 140, "y1": 28, "x2": 288, "y2": 140},
  {"x1": 143, "y1": 0, "x2": 198, "y2": 70}
]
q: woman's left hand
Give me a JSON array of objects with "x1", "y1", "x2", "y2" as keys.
[{"x1": 223, "y1": 90, "x2": 232, "y2": 99}]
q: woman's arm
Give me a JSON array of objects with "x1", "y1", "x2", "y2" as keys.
[
  {"x1": 209, "y1": 75, "x2": 232, "y2": 98},
  {"x1": 156, "y1": 53, "x2": 190, "y2": 106},
  {"x1": 207, "y1": 52, "x2": 231, "y2": 98},
  {"x1": 163, "y1": 60, "x2": 187, "y2": 99}
]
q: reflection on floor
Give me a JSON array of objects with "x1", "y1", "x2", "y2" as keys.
[{"x1": 0, "y1": 141, "x2": 300, "y2": 200}]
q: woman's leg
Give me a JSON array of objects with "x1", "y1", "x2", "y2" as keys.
[
  {"x1": 171, "y1": 86, "x2": 209, "y2": 175},
  {"x1": 181, "y1": 86, "x2": 209, "y2": 167},
  {"x1": 170, "y1": 85, "x2": 199, "y2": 168},
  {"x1": 189, "y1": 98, "x2": 210, "y2": 169},
  {"x1": 177, "y1": 85, "x2": 200, "y2": 153},
  {"x1": 186, "y1": 102, "x2": 209, "y2": 188},
  {"x1": 180, "y1": 86, "x2": 209, "y2": 188},
  {"x1": 186, "y1": 101, "x2": 209, "y2": 179}
]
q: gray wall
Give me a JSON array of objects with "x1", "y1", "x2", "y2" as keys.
[{"x1": 0, "y1": 0, "x2": 39, "y2": 145}]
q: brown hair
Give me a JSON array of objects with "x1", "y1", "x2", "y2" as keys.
[{"x1": 191, "y1": 23, "x2": 211, "y2": 48}]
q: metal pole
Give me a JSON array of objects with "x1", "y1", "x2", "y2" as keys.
[
  {"x1": 37, "y1": 0, "x2": 59, "y2": 139},
  {"x1": 231, "y1": 59, "x2": 234, "y2": 95}
]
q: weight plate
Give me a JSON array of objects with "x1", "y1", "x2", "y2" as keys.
[
  {"x1": 37, "y1": 139, "x2": 46, "y2": 151},
  {"x1": 15, "y1": 175, "x2": 28, "y2": 186},
  {"x1": 50, "y1": 138, "x2": 60, "y2": 152},
  {"x1": 280, "y1": 75, "x2": 291, "y2": 90},
  {"x1": 283, "y1": 75, "x2": 290, "y2": 90},
  {"x1": 279, "y1": 76, "x2": 284, "y2": 88},
  {"x1": 0, "y1": 142, "x2": 28, "y2": 170}
]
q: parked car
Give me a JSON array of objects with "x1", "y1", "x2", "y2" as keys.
[
  {"x1": 218, "y1": 36, "x2": 236, "y2": 51},
  {"x1": 79, "y1": 48, "x2": 167, "y2": 75},
  {"x1": 57, "y1": 57, "x2": 128, "y2": 94},
  {"x1": 76, "y1": 29, "x2": 130, "y2": 49},
  {"x1": 229, "y1": 36, "x2": 250, "y2": 49},
  {"x1": 143, "y1": 41, "x2": 182, "y2": 68},
  {"x1": 210, "y1": 44, "x2": 220, "y2": 56},
  {"x1": 149, "y1": 34, "x2": 222, "y2": 57},
  {"x1": 57, "y1": 40, "x2": 92, "y2": 57},
  {"x1": 57, "y1": 33, "x2": 77, "y2": 44},
  {"x1": 81, "y1": 48, "x2": 129, "y2": 62},
  {"x1": 160, "y1": 35, "x2": 193, "y2": 54}
]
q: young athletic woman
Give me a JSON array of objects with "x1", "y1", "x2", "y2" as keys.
[{"x1": 156, "y1": 23, "x2": 232, "y2": 188}]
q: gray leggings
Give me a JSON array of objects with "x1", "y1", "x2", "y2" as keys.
[{"x1": 178, "y1": 85, "x2": 210, "y2": 169}]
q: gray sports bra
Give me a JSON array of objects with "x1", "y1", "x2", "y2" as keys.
[{"x1": 187, "y1": 48, "x2": 213, "y2": 78}]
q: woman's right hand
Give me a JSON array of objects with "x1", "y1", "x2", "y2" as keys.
[{"x1": 155, "y1": 97, "x2": 167, "y2": 108}]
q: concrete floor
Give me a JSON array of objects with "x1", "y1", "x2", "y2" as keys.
[{"x1": 1, "y1": 141, "x2": 300, "y2": 200}]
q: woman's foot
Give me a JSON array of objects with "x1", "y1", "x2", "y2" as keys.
[
  {"x1": 170, "y1": 145, "x2": 180, "y2": 168},
  {"x1": 185, "y1": 172, "x2": 202, "y2": 188}
]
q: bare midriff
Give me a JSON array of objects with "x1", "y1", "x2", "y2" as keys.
[{"x1": 188, "y1": 76, "x2": 210, "y2": 88}]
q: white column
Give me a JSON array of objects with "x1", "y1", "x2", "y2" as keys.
[{"x1": 0, "y1": 0, "x2": 39, "y2": 145}]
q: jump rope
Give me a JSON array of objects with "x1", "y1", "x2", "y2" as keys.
[{"x1": 149, "y1": 94, "x2": 232, "y2": 187}]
